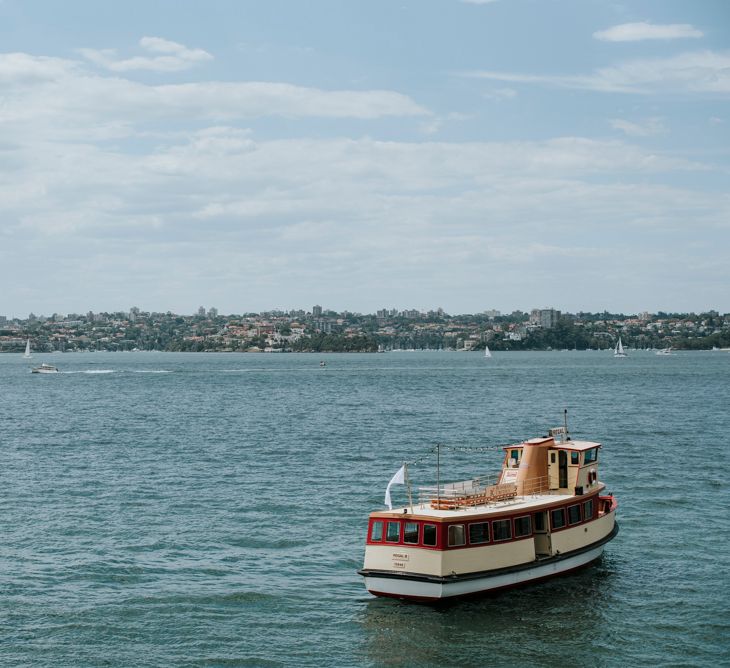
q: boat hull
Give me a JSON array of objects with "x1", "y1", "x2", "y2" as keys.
[{"x1": 361, "y1": 523, "x2": 618, "y2": 602}]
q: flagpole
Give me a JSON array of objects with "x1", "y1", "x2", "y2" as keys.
[
  {"x1": 436, "y1": 443, "x2": 441, "y2": 507},
  {"x1": 404, "y1": 461, "x2": 413, "y2": 513}
]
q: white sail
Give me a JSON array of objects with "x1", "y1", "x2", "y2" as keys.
[
  {"x1": 484, "y1": 346, "x2": 492, "y2": 358},
  {"x1": 23, "y1": 339, "x2": 31, "y2": 358},
  {"x1": 614, "y1": 337, "x2": 627, "y2": 357}
]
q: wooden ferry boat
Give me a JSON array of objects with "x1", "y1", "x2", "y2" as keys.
[{"x1": 358, "y1": 424, "x2": 618, "y2": 601}]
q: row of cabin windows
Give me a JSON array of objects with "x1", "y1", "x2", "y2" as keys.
[
  {"x1": 370, "y1": 520, "x2": 438, "y2": 546},
  {"x1": 369, "y1": 498, "x2": 595, "y2": 547},
  {"x1": 510, "y1": 447, "x2": 598, "y2": 467},
  {"x1": 550, "y1": 499, "x2": 593, "y2": 530}
]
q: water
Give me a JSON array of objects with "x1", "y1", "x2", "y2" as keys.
[{"x1": 1, "y1": 351, "x2": 728, "y2": 666}]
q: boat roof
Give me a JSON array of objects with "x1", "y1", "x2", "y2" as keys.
[
  {"x1": 505, "y1": 438, "x2": 601, "y2": 452},
  {"x1": 372, "y1": 484, "x2": 605, "y2": 521}
]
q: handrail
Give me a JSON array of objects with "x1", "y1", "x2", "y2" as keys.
[{"x1": 417, "y1": 473, "x2": 552, "y2": 509}]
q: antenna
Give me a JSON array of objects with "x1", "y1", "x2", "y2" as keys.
[{"x1": 564, "y1": 408, "x2": 570, "y2": 441}]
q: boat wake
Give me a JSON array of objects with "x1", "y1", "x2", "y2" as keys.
[{"x1": 130, "y1": 370, "x2": 173, "y2": 374}]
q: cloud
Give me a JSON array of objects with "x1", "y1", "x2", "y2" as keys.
[
  {"x1": 461, "y1": 50, "x2": 730, "y2": 94},
  {"x1": 609, "y1": 117, "x2": 666, "y2": 137},
  {"x1": 0, "y1": 52, "x2": 79, "y2": 83},
  {"x1": 1, "y1": 46, "x2": 728, "y2": 314},
  {"x1": 79, "y1": 36, "x2": 213, "y2": 72},
  {"x1": 0, "y1": 52, "x2": 429, "y2": 141},
  {"x1": 482, "y1": 87, "x2": 517, "y2": 101},
  {"x1": 460, "y1": 0, "x2": 500, "y2": 4},
  {"x1": 593, "y1": 22, "x2": 703, "y2": 42},
  {"x1": 2, "y1": 128, "x2": 727, "y2": 314}
]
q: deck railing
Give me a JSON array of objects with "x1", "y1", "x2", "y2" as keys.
[{"x1": 417, "y1": 473, "x2": 551, "y2": 510}]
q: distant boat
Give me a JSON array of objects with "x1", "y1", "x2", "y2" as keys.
[
  {"x1": 31, "y1": 362, "x2": 59, "y2": 374},
  {"x1": 656, "y1": 347, "x2": 673, "y2": 356},
  {"x1": 484, "y1": 346, "x2": 492, "y2": 358},
  {"x1": 614, "y1": 337, "x2": 628, "y2": 358},
  {"x1": 23, "y1": 339, "x2": 32, "y2": 359},
  {"x1": 319, "y1": 361, "x2": 326, "y2": 367}
]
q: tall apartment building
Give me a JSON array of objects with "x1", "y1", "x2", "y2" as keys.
[{"x1": 530, "y1": 308, "x2": 561, "y2": 329}]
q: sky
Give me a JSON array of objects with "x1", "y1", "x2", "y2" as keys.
[{"x1": 1, "y1": 0, "x2": 729, "y2": 317}]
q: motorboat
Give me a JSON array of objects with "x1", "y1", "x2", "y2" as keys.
[{"x1": 31, "y1": 363, "x2": 59, "y2": 374}]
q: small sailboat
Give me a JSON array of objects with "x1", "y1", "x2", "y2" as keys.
[
  {"x1": 614, "y1": 337, "x2": 628, "y2": 358},
  {"x1": 23, "y1": 339, "x2": 32, "y2": 359},
  {"x1": 484, "y1": 345, "x2": 492, "y2": 358}
]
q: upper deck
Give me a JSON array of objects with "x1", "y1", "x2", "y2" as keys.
[{"x1": 375, "y1": 431, "x2": 605, "y2": 521}]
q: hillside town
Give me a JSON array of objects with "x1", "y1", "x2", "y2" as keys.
[{"x1": 1, "y1": 306, "x2": 728, "y2": 353}]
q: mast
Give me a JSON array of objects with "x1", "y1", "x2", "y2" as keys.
[{"x1": 436, "y1": 444, "x2": 441, "y2": 507}]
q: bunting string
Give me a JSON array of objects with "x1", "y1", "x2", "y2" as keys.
[{"x1": 405, "y1": 443, "x2": 514, "y2": 468}]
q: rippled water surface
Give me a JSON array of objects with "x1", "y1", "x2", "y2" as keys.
[{"x1": 1, "y1": 351, "x2": 728, "y2": 666}]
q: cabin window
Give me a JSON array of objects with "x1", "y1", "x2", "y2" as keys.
[
  {"x1": 385, "y1": 521, "x2": 400, "y2": 542},
  {"x1": 551, "y1": 508, "x2": 566, "y2": 530},
  {"x1": 370, "y1": 521, "x2": 383, "y2": 542},
  {"x1": 514, "y1": 516, "x2": 532, "y2": 538},
  {"x1": 584, "y1": 499, "x2": 594, "y2": 520},
  {"x1": 534, "y1": 512, "x2": 545, "y2": 531},
  {"x1": 403, "y1": 522, "x2": 419, "y2": 544},
  {"x1": 448, "y1": 524, "x2": 466, "y2": 547},
  {"x1": 423, "y1": 524, "x2": 437, "y2": 547},
  {"x1": 493, "y1": 519, "x2": 512, "y2": 542},
  {"x1": 584, "y1": 448, "x2": 598, "y2": 464},
  {"x1": 469, "y1": 522, "x2": 490, "y2": 545},
  {"x1": 570, "y1": 451, "x2": 580, "y2": 465},
  {"x1": 510, "y1": 450, "x2": 520, "y2": 467},
  {"x1": 568, "y1": 504, "x2": 582, "y2": 525}
]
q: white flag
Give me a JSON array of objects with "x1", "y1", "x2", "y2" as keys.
[{"x1": 384, "y1": 465, "x2": 406, "y2": 510}]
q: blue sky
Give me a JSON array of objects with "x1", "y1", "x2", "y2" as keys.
[{"x1": 1, "y1": 0, "x2": 728, "y2": 317}]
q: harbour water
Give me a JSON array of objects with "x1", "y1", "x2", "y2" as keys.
[{"x1": 1, "y1": 351, "x2": 728, "y2": 666}]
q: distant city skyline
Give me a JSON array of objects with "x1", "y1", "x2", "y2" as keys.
[
  {"x1": 1, "y1": 303, "x2": 726, "y2": 322},
  {"x1": 1, "y1": 1, "x2": 728, "y2": 316}
]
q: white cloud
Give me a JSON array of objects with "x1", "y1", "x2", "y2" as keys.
[
  {"x1": 482, "y1": 87, "x2": 517, "y2": 101},
  {"x1": 609, "y1": 117, "x2": 666, "y2": 137},
  {"x1": 79, "y1": 36, "x2": 213, "y2": 72},
  {"x1": 0, "y1": 52, "x2": 429, "y2": 141},
  {"x1": 594, "y1": 22, "x2": 703, "y2": 42},
  {"x1": 1, "y1": 45, "x2": 728, "y2": 314},
  {"x1": 462, "y1": 50, "x2": 730, "y2": 94},
  {"x1": 0, "y1": 52, "x2": 79, "y2": 83}
]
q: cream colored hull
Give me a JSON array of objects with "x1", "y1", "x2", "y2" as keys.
[{"x1": 364, "y1": 539, "x2": 609, "y2": 601}]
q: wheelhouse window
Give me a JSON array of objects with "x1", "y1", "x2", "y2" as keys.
[
  {"x1": 448, "y1": 524, "x2": 466, "y2": 547},
  {"x1": 403, "y1": 522, "x2": 419, "y2": 544},
  {"x1": 568, "y1": 504, "x2": 582, "y2": 525},
  {"x1": 493, "y1": 519, "x2": 512, "y2": 542},
  {"x1": 570, "y1": 451, "x2": 580, "y2": 465},
  {"x1": 551, "y1": 508, "x2": 566, "y2": 530},
  {"x1": 584, "y1": 499, "x2": 594, "y2": 520},
  {"x1": 385, "y1": 521, "x2": 400, "y2": 542},
  {"x1": 514, "y1": 516, "x2": 532, "y2": 538},
  {"x1": 584, "y1": 448, "x2": 598, "y2": 464},
  {"x1": 469, "y1": 522, "x2": 490, "y2": 545},
  {"x1": 423, "y1": 524, "x2": 437, "y2": 547},
  {"x1": 370, "y1": 521, "x2": 383, "y2": 542}
]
